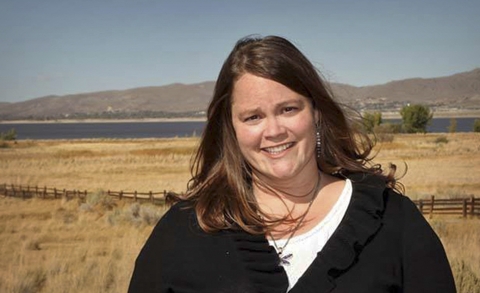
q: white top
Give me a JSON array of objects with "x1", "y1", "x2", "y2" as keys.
[{"x1": 268, "y1": 179, "x2": 353, "y2": 290}]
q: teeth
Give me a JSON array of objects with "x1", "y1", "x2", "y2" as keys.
[{"x1": 264, "y1": 143, "x2": 293, "y2": 154}]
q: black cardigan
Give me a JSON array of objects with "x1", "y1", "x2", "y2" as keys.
[{"x1": 128, "y1": 174, "x2": 456, "y2": 293}]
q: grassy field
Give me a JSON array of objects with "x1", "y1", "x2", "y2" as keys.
[{"x1": 0, "y1": 133, "x2": 479, "y2": 292}]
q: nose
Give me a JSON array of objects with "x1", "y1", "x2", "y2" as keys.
[{"x1": 264, "y1": 117, "x2": 287, "y2": 140}]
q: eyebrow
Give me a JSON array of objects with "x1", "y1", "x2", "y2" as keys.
[
  {"x1": 235, "y1": 107, "x2": 261, "y2": 117},
  {"x1": 234, "y1": 98, "x2": 305, "y2": 117}
]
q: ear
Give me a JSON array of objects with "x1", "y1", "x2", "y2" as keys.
[{"x1": 314, "y1": 109, "x2": 320, "y2": 125}]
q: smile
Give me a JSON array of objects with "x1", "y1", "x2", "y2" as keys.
[{"x1": 262, "y1": 142, "x2": 295, "y2": 154}]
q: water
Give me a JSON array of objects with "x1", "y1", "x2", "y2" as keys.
[
  {"x1": 0, "y1": 121, "x2": 206, "y2": 140},
  {"x1": 0, "y1": 118, "x2": 477, "y2": 140},
  {"x1": 385, "y1": 117, "x2": 477, "y2": 133}
]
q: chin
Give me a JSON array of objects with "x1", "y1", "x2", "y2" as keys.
[{"x1": 266, "y1": 169, "x2": 299, "y2": 181}]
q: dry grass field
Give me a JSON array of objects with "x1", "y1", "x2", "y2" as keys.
[{"x1": 1, "y1": 133, "x2": 479, "y2": 292}]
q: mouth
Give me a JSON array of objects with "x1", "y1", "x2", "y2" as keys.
[{"x1": 262, "y1": 142, "x2": 295, "y2": 155}]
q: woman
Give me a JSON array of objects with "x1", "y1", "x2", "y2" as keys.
[{"x1": 128, "y1": 35, "x2": 456, "y2": 293}]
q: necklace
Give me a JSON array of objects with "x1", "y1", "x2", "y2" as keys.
[{"x1": 268, "y1": 174, "x2": 321, "y2": 266}]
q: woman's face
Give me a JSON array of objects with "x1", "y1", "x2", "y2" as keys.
[{"x1": 231, "y1": 73, "x2": 319, "y2": 183}]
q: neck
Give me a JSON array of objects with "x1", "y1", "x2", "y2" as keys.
[{"x1": 253, "y1": 170, "x2": 322, "y2": 211}]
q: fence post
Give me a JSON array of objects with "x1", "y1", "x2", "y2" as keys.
[
  {"x1": 54, "y1": 188, "x2": 58, "y2": 199},
  {"x1": 429, "y1": 195, "x2": 434, "y2": 219},
  {"x1": 471, "y1": 195, "x2": 475, "y2": 217},
  {"x1": 119, "y1": 191, "x2": 123, "y2": 200},
  {"x1": 12, "y1": 184, "x2": 16, "y2": 197},
  {"x1": 462, "y1": 199, "x2": 467, "y2": 218},
  {"x1": 150, "y1": 191, "x2": 154, "y2": 204},
  {"x1": 419, "y1": 200, "x2": 423, "y2": 214},
  {"x1": 84, "y1": 190, "x2": 87, "y2": 200},
  {"x1": 134, "y1": 191, "x2": 137, "y2": 202},
  {"x1": 43, "y1": 186, "x2": 47, "y2": 199}
]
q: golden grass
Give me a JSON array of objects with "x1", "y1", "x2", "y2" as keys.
[
  {"x1": 1, "y1": 133, "x2": 479, "y2": 292},
  {"x1": 0, "y1": 196, "x2": 163, "y2": 293},
  {"x1": 0, "y1": 138, "x2": 199, "y2": 193},
  {"x1": 373, "y1": 133, "x2": 480, "y2": 199},
  {"x1": 430, "y1": 218, "x2": 480, "y2": 292}
]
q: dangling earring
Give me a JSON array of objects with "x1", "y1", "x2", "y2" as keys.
[{"x1": 316, "y1": 122, "x2": 321, "y2": 158}]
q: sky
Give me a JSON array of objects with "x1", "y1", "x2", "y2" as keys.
[{"x1": 0, "y1": 0, "x2": 479, "y2": 103}]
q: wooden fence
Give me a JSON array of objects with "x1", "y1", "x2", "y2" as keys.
[
  {"x1": 0, "y1": 184, "x2": 88, "y2": 200},
  {"x1": 412, "y1": 195, "x2": 479, "y2": 218},
  {"x1": 0, "y1": 183, "x2": 183, "y2": 206},
  {"x1": 1, "y1": 183, "x2": 479, "y2": 218}
]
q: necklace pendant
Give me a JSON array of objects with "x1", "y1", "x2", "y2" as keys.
[{"x1": 278, "y1": 252, "x2": 293, "y2": 266}]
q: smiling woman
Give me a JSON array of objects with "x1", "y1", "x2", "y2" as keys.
[
  {"x1": 128, "y1": 35, "x2": 456, "y2": 293},
  {"x1": 231, "y1": 74, "x2": 318, "y2": 184}
]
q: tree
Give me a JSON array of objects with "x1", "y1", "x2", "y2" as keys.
[
  {"x1": 362, "y1": 111, "x2": 382, "y2": 133},
  {"x1": 474, "y1": 119, "x2": 480, "y2": 132},
  {"x1": 448, "y1": 118, "x2": 457, "y2": 133},
  {"x1": 400, "y1": 104, "x2": 433, "y2": 133},
  {"x1": 0, "y1": 128, "x2": 16, "y2": 141}
]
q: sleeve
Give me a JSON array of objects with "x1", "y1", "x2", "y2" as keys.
[
  {"x1": 400, "y1": 196, "x2": 457, "y2": 293},
  {"x1": 128, "y1": 203, "x2": 187, "y2": 293}
]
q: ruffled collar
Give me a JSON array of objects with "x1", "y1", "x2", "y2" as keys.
[
  {"x1": 232, "y1": 232, "x2": 289, "y2": 293},
  {"x1": 231, "y1": 173, "x2": 387, "y2": 293}
]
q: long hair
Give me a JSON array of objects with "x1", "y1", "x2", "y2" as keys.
[{"x1": 185, "y1": 35, "x2": 397, "y2": 233}]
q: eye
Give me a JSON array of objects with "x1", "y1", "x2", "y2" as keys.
[
  {"x1": 283, "y1": 106, "x2": 298, "y2": 113},
  {"x1": 244, "y1": 115, "x2": 260, "y2": 122}
]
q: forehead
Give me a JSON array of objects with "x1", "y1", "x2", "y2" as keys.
[{"x1": 231, "y1": 73, "x2": 305, "y2": 107}]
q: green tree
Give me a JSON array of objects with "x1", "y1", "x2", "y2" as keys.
[
  {"x1": 400, "y1": 104, "x2": 433, "y2": 133},
  {"x1": 362, "y1": 111, "x2": 383, "y2": 133},
  {"x1": 0, "y1": 128, "x2": 17, "y2": 141},
  {"x1": 448, "y1": 118, "x2": 457, "y2": 133},
  {"x1": 474, "y1": 119, "x2": 480, "y2": 132}
]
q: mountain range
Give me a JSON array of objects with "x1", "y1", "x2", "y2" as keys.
[{"x1": 1, "y1": 68, "x2": 479, "y2": 120}]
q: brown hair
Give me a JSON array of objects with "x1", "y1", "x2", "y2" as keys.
[{"x1": 185, "y1": 35, "x2": 397, "y2": 233}]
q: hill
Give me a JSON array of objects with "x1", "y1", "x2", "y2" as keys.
[{"x1": 1, "y1": 69, "x2": 479, "y2": 120}]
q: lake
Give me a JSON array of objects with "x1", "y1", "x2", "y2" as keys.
[{"x1": 0, "y1": 118, "x2": 477, "y2": 140}]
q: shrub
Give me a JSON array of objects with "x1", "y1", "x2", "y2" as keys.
[
  {"x1": 362, "y1": 111, "x2": 382, "y2": 133},
  {"x1": 0, "y1": 128, "x2": 17, "y2": 141},
  {"x1": 373, "y1": 123, "x2": 401, "y2": 142},
  {"x1": 107, "y1": 203, "x2": 163, "y2": 226},
  {"x1": 85, "y1": 190, "x2": 116, "y2": 210},
  {"x1": 400, "y1": 104, "x2": 433, "y2": 133},
  {"x1": 448, "y1": 118, "x2": 457, "y2": 133},
  {"x1": 434, "y1": 136, "x2": 449, "y2": 144},
  {"x1": 473, "y1": 119, "x2": 480, "y2": 132},
  {"x1": 140, "y1": 205, "x2": 163, "y2": 225}
]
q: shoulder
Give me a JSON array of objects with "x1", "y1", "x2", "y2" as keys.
[
  {"x1": 346, "y1": 172, "x2": 420, "y2": 218},
  {"x1": 156, "y1": 201, "x2": 196, "y2": 229},
  {"x1": 146, "y1": 200, "x2": 204, "y2": 245},
  {"x1": 345, "y1": 172, "x2": 437, "y2": 245}
]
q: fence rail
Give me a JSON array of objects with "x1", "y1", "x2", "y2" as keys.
[
  {"x1": 412, "y1": 195, "x2": 479, "y2": 218},
  {"x1": 0, "y1": 183, "x2": 183, "y2": 206},
  {"x1": 1, "y1": 183, "x2": 478, "y2": 217}
]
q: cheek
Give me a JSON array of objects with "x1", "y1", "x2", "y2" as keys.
[
  {"x1": 234, "y1": 125, "x2": 261, "y2": 152},
  {"x1": 293, "y1": 114, "x2": 315, "y2": 134},
  {"x1": 298, "y1": 120, "x2": 317, "y2": 147}
]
